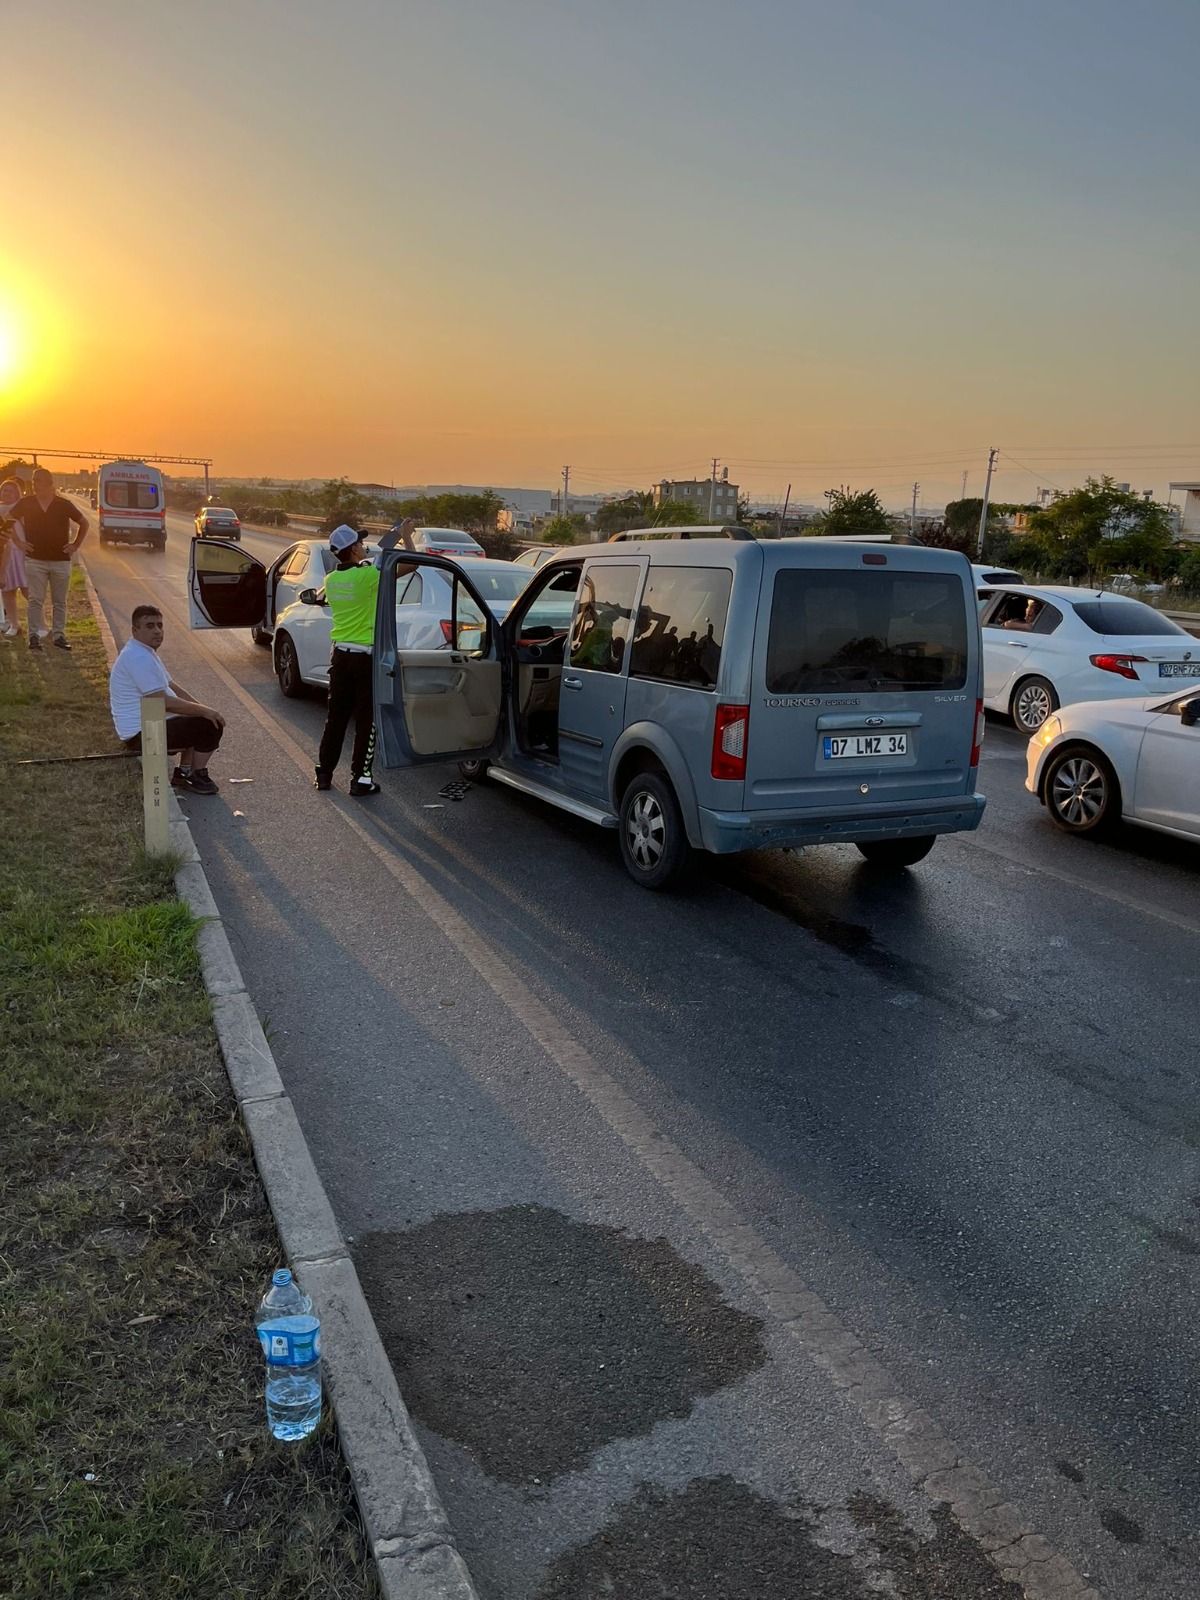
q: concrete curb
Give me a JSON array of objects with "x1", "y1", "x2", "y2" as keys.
[{"x1": 81, "y1": 561, "x2": 479, "y2": 1600}]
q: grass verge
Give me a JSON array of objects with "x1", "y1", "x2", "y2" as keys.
[{"x1": 0, "y1": 576, "x2": 378, "y2": 1600}]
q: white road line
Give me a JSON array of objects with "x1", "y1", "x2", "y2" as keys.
[
  {"x1": 952, "y1": 834, "x2": 1200, "y2": 938},
  {"x1": 98, "y1": 562, "x2": 1098, "y2": 1600}
]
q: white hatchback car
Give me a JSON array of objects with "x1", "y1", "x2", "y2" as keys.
[
  {"x1": 1026, "y1": 686, "x2": 1200, "y2": 841},
  {"x1": 979, "y1": 585, "x2": 1200, "y2": 734}
]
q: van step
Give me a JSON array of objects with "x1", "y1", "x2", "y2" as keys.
[{"x1": 488, "y1": 766, "x2": 618, "y2": 828}]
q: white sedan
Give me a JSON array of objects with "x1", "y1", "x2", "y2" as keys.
[
  {"x1": 979, "y1": 584, "x2": 1200, "y2": 734},
  {"x1": 1026, "y1": 686, "x2": 1200, "y2": 841},
  {"x1": 271, "y1": 557, "x2": 532, "y2": 697}
]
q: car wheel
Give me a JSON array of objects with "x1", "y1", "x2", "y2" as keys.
[
  {"x1": 856, "y1": 836, "x2": 937, "y2": 868},
  {"x1": 618, "y1": 770, "x2": 691, "y2": 890},
  {"x1": 275, "y1": 633, "x2": 304, "y2": 698},
  {"x1": 458, "y1": 758, "x2": 489, "y2": 780},
  {"x1": 1011, "y1": 675, "x2": 1058, "y2": 735},
  {"x1": 250, "y1": 623, "x2": 272, "y2": 649},
  {"x1": 1044, "y1": 745, "x2": 1120, "y2": 836}
]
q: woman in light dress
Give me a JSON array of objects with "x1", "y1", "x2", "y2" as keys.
[{"x1": 0, "y1": 476, "x2": 28, "y2": 637}]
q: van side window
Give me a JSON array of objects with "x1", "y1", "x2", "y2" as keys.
[
  {"x1": 570, "y1": 564, "x2": 640, "y2": 675},
  {"x1": 766, "y1": 570, "x2": 969, "y2": 693},
  {"x1": 630, "y1": 566, "x2": 732, "y2": 690}
]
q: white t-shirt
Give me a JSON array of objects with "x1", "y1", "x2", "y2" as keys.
[{"x1": 110, "y1": 638, "x2": 172, "y2": 740}]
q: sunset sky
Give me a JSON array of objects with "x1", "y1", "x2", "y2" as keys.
[{"x1": 5, "y1": 0, "x2": 1198, "y2": 508}]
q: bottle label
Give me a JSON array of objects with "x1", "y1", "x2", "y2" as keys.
[{"x1": 257, "y1": 1315, "x2": 321, "y2": 1367}]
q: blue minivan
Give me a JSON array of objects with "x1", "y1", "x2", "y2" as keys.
[
  {"x1": 367, "y1": 533, "x2": 985, "y2": 888},
  {"x1": 189, "y1": 532, "x2": 985, "y2": 889}
]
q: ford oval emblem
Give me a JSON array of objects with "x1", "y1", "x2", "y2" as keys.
[{"x1": 865, "y1": 716, "x2": 884, "y2": 726}]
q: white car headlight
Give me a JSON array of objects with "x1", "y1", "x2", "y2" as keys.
[{"x1": 1036, "y1": 716, "x2": 1061, "y2": 745}]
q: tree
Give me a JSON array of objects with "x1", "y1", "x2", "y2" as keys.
[
  {"x1": 807, "y1": 488, "x2": 893, "y2": 538},
  {"x1": 1022, "y1": 477, "x2": 1174, "y2": 582},
  {"x1": 595, "y1": 493, "x2": 652, "y2": 536},
  {"x1": 539, "y1": 513, "x2": 590, "y2": 545},
  {"x1": 937, "y1": 498, "x2": 1031, "y2": 559},
  {"x1": 316, "y1": 477, "x2": 372, "y2": 533}
]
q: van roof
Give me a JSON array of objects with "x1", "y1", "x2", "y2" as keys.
[
  {"x1": 608, "y1": 524, "x2": 752, "y2": 542},
  {"x1": 555, "y1": 537, "x2": 973, "y2": 575}
]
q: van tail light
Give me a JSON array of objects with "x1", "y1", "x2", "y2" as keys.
[
  {"x1": 970, "y1": 699, "x2": 985, "y2": 768},
  {"x1": 1090, "y1": 653, "x2": 1146, "y2": 681},
  {"x1": 712, "y1": 704, "x2": 749, "y2": 780},
  {"x1": 439, "y1": 619, "x2": 455, "y2": 643}
]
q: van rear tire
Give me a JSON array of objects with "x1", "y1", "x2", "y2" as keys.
[
  {"x1": 619, "y1": 771, "x2": 691, "y2": 890},
  {"x1": 856, "y1": 836, "x2": 936, "y2": 868}
]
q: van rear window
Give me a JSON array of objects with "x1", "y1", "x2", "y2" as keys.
[
  {"x1": 766, "y1": 569, "x2": 968, "y2": 693},
  {"x1": 630, "y1": 566, "x2": 732, "y2": 689},
  {"x1": 106, "y1": 481, "x2": 158, "y2": 509}
]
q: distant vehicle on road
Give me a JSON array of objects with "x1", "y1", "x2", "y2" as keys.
[
  {"x1": 401, "y1": 526, "x2": 485, "y2": 558},
  {"x1": 97, "y1": 460, "x2": 166, "y2": 550},
  {"x1": 513, "y1": 545, "x2": 565, "y2": 570},
  {"x1": 972, "y1": 563, "x2": 1025, "y2": 589},
  {"x1": 978, "y1": 583, "x2": 1200, "y2": 734},
  {"x1": 1108, "y1": 572, "x2": 1165, "y2": 596},
  {"x1": 196, "y1": 506, "x2": 241, "y2": 541},
  {"x1": 187, "y1": 540, "x2": 532, "y2": 698},
  {"x1": 1026, "y1": 685, "x2": 1200, "y2": 842}
]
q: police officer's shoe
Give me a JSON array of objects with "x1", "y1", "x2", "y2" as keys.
[
  {"x1": 313, "y1": 767, "x2": 333, "y2": 791},
  {"x1": 348, "y1": 775, "x2": 381, "y2": 798}
]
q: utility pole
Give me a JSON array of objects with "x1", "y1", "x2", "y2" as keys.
[
  {"x1": 976, "y1": 447, "x2": 998, "y2": 558},
  {"x1": 961, "y1": 469, "x2": 969, "y2": 500},
  {"x1": 707, "y1": 457, "x2": 719, "y2": 521},
  {"x1": 778, "y1": 483, "x2": 791, "y2": 540},
  {"x1": 910, "y1": 482, "x2": 920, "y2": 542},
  {"x1": 561, "y1": 465, "x2": 570, "y2": 519}
]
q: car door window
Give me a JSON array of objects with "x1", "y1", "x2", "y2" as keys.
[
  {"x1": 515, "y1": 567, "x2": 581, "y2": 641},
  {"x1": 630, "y1": 565, "x2": 732, "y2": 689},
  {"x1": 398, "y1": 573, "x2": 423, "y2": 605},
  {"x1": 985, "y1": 592, "x2": 1044, "y2": 632},
  {"x1": 570, "y1": 564, "x2": 641, "y2": 675}
]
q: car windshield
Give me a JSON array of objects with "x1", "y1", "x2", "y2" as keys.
[
  {"x1": 1069, "y1": 599, "x2": 1188, "y2": 637},
  {"x1": 465, "y1": 567, "x2": 532, "y2": 604}
]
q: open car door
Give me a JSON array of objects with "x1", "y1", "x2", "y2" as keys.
[
  {"x1": 188, "y1": 538, "x2": 268, "y2": 630},
  {"x1": 373, "y1": 546, "x2": 506, "y2": 767}
]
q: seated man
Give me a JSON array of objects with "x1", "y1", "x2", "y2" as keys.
[{"x1": 109, "y1": 604, "x2": 226, "y2": 795}]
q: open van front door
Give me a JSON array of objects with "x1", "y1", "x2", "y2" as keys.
[
  {"x1": 188, "y1": 538, "x2": 268, "y2": 629},
  {"x1": 373, "y1": 548, "x2": 506, "y2": 767}
]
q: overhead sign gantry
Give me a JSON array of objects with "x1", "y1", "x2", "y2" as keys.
[{"x1": 0, "y1": 446, "x2": 215, "y2": 497}]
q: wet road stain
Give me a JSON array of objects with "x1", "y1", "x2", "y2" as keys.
[
  {"x1": 534, "y1": 1476, "x2": 1025, "y2": 1599},
  {"x1": 1100, "y1": 1506, "x2": 1144, "y2": 1544},
  {"x1": 354, "y1": 1205, "x2": 766, "y2": 1484}
]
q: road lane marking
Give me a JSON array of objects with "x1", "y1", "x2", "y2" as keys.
[
  {"x1": 100, "y1": 567, "x2": 1098, "y2": 1600},
  {"x1": 951, "y1": 835, "x2": 1200, "y2": 939}
]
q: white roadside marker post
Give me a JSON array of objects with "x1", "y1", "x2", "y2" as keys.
[{"x1": 141, "y1": 696, "x2": 171, "y2": 857}]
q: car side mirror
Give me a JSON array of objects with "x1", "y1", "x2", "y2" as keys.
[
  {"x1": 298, "y1": 587, "x2": 322, "y2": 606},
  {"x1": 1180, "y1": 702, "x2": 1199, "y2": 727}
]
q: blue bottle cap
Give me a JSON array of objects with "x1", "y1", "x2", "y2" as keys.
[{"x1": 272, "y1": 1268, "x2": 292, "y2": 1286}]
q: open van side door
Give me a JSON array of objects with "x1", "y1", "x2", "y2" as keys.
[
  {"x1": 373, "y1": 545, "x2": 507, "y2": 767},
  {"x1": 188, "y1": 538, "x2": 268, "y2": 629}
]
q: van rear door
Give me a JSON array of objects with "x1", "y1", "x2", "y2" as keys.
[{"x1": 745, "y1": 545, "x2": 980, "y2": 813}]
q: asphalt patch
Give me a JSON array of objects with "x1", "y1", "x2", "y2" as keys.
[
  {"x1": 535, "y1": 1477, "x2": 1026, "y2": 1600},
  {"x1": 353, "y1": 1204, "x2": 766, "y2": 1484}
]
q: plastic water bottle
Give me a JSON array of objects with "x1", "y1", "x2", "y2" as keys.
[{"x1": 256, "y1": 1267, "x2": 321, "y2": 1441}]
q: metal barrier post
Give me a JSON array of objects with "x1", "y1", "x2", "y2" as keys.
[{"x1": 140, "y1": 696, "x2": 171, "y2": 857}]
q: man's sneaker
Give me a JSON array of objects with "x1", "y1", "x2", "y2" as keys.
[
  {"x1": 53, "y1": 635, "x2": 71, "y2": 651},
  {"x1": 170, "y1": 766, "x2": 190, "y2": 788},
  {"x1": 183, "y1": 769, "x2": 219, "y2": 795},
  {"x1": 28, "y1": 634, "x2": 41, "y2": 651},
  {"x1": 313, "y1": 768, "x2": 333, "y2": 791},
  {"x1": 348, "y1": 776, "x2": 381, "y2": 798}
]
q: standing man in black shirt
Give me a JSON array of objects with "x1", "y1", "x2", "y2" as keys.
[{"x1": 13, "y1": 467, "x2": 89, "y2": 651}]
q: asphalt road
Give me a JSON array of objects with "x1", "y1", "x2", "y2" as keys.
[{"x1": 85, "y1": 512, "x2": 1200, "y2": 1600}]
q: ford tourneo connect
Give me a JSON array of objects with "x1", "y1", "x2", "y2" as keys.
[{"x1": 189, "y1": 533, "x2": 986, "y2": 889}]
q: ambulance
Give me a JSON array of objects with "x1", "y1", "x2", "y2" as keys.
[{"x1": 97, "y1": 460, "x2": 167, "y2": 550}]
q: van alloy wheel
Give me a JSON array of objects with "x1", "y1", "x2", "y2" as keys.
[
  {"x1": 627, "y1": 792, "x2": 666, "y2": 870},
  {"x1": 618, "y1": 771, "x2": 691, "y2": 890}
]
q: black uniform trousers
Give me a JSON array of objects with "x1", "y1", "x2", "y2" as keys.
[{"x1": 318, "y1": 648, "x2": 376, "y2": 778}]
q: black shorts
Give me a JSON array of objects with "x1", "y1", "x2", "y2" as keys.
[{"x1": 124, "y1": 715, "x2": 223, "y2": 754}]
